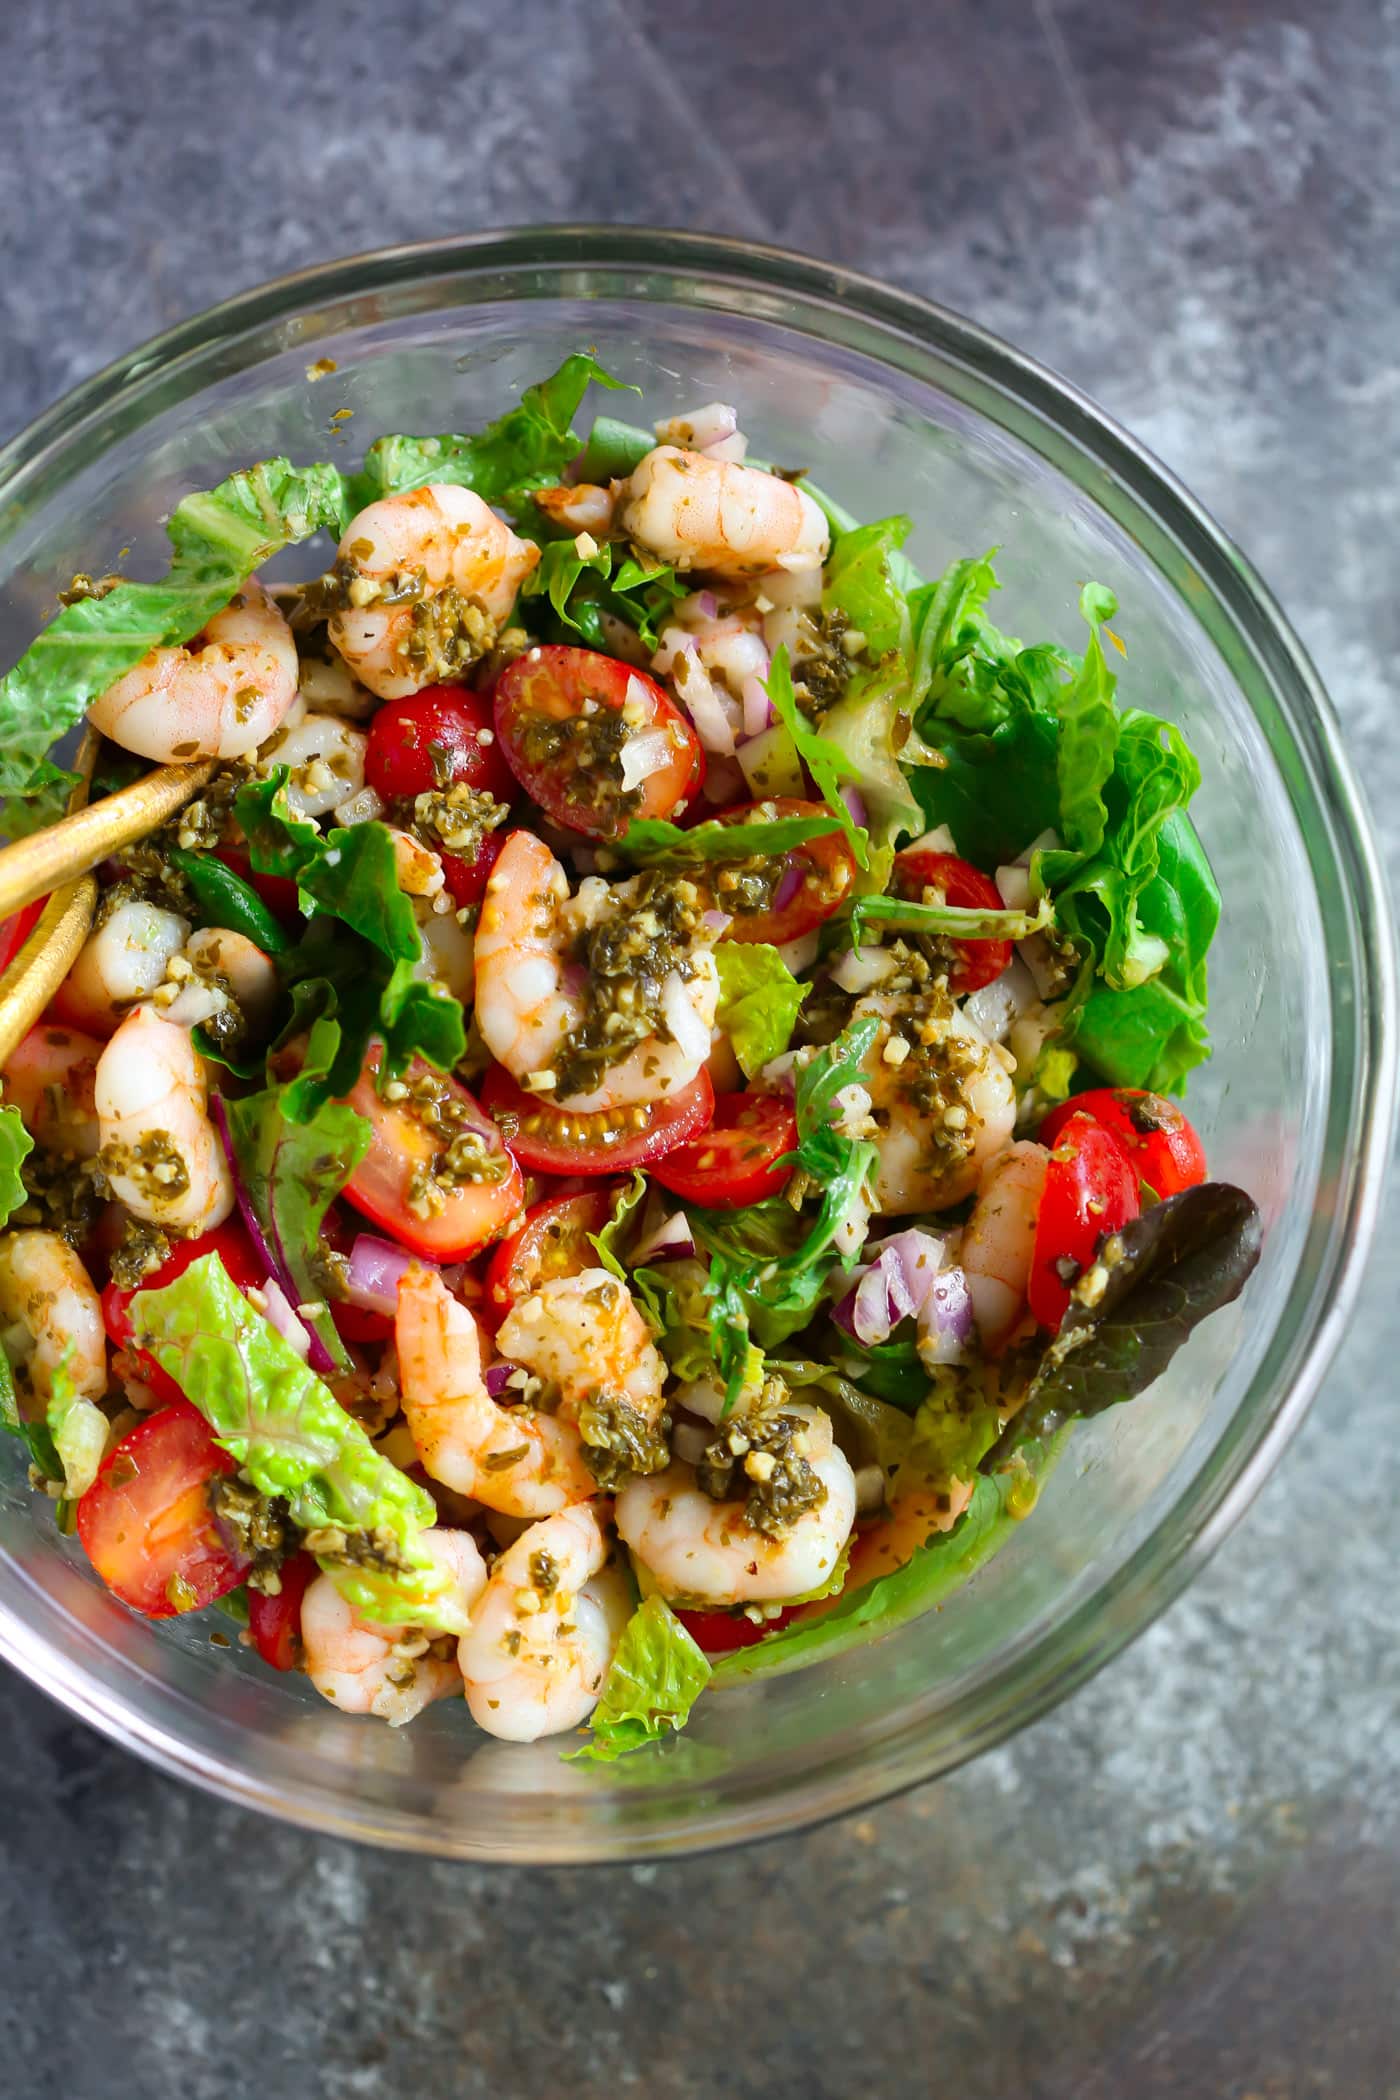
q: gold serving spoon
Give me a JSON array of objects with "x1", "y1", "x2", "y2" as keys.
[{"x1": 0, "y1": 740, "x2": 216, "y2": 1066}]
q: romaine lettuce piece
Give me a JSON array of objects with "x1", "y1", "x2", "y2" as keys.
[
  {"x1": 714, "y1": 944, "x2": 809, "y2": 1077},
  {"x1": 571, "y1": 1595, "x2": 712, "y2": 1761}
]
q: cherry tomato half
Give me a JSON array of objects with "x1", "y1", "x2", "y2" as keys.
[
  {"x1": 1039, "y1": 1088, "x2": 1207, "y2": 1198},
  {"x1": 103, "y1": 1221, "x2": 264, "y2": 1406},
  {"x1": 481, "y1": 1064, "x2": 715, "y2": 1178},
  {"x1": 483, "y1": 1186, "x2": 618, "y2": 1326},
  {"x1": 649, "y1": 1090, "x2": 797, "y2": 1210},
  {"x1": 0, "y1": 897, "x2": 45, "y2": 975},
  {"x1": 710, "y1": 798, "x2": 856, "y2": 946},
  {"x1": 247, "y1": 1551, "x2": 317, "y2": 1672},
  {"x1": 76, "y1": 1400, "x2": 248, "y2": 1618},
  {"x1": 674, "y1": 1605, "x2": 801, "y2": 1654},
  {"x1": 342, "y1": 1046, "x2": 525, "y2": 1262},
  {"x1": 892, "y1": 849, "x2": 1013, "y2": 994},
  {"x1": 364, "y1": 684, "x2": 516, "y2": 807},
  {"x1": 493, "y1": 645, "x2": 703, "y2": 837},
  {"x1": 1027, "y1": 1111, "x2": 1141, "y2": 1332}
]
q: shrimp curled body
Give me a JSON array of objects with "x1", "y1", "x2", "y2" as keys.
[
  {"x1": 301, "y1": 1529, "x2": 487, "y2": 1726},
  {"x1": 94, "y1": 1006, "x2": 233, "y2": 1235},
  {"x1": 0, "y1": 1230, "x2": 107, "y2": 1408},
  {"x1": 396, "y1": 1269, "x2": 594, "y2": 1517},
  {"x1": 458, "y1": 1501, "x2": 630, "y2": 1743},
  {"x1": 620, "y1": 446, "x2": 829, "y2": 578},
  {"x1": 497, "y1": 1268, "x2": 669, "y2": 1481},
  {"x1": 474, "y1": 829, "x2": 718, "y2": 1112},
  {"x1": 327, "y1": 484, "x2": 539, "y2": 701},
  {"x1": 87, "y1": 577, "x2": 298, "y2": 762},
  {"x1": 959, "y1": 1140, "x2": 1050, "y2": 1351}
]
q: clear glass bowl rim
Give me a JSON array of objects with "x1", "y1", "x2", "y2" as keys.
[{"x1": 0, "y1": 225, "x2": 1393, "y2": 1860}]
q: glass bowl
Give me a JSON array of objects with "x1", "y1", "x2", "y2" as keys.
[{"x1": 0, "y1": 229, "x2": 1392, "y2": 1861}]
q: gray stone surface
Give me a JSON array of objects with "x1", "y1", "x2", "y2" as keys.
[{"x1": 2, "y1": 1, "x2": 1398, "y2": 2093}]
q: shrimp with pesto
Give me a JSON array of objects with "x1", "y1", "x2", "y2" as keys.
[{"x1": 0, "y1": 354, "x2": 1251, "y2": 1762}]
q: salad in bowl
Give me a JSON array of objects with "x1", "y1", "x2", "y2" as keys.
[{"x1": 0, "y1": 356, "x2": 1260, "y2": 1758}]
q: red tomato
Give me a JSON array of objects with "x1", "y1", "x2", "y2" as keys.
[
  {"x1": 213, "y1": 846, "x2": 303, "y2": 926},
  {"x1": 247, "y1": 1552, "x2": 317, "y2": 1672},
  {"x1": 76, "y1": 1401, "x2": 249, "y2": 1618},
  {"x1": 1028, "y1": 1111, "x2": 1141, "y2": 1331},
  {"x1": 1039, "y1": 1088, "x2": 1207, "y2": 1198},
  {"x1": 0, "y1": 897, "x2": 45, "y2": 975},
  {"x1": 650, "y1": 1091, "x2": 797, "y2": 1209},
  {"x1": 674, "y1": 1605, "x2": 801, "y2": 1654},
  {"x1": 892, "y1": 849, "x2": 1013, "y2": 993},
  {"x1": 433, "y1": 823, "x2": 504, "y2": 911},
  {"x1": 710, "y1": 798, "x2": 856, "y2": 945},
  {"x1": 493, "y1": 645, "x2": 703, "y2": 837},
  {"x1": 483, "y1": 1187, "x2": 617, "y2": 1326},
  {"x1": 364, "y1": 684, "x2": 516, "y2": 807},
  {"x1": 341, "y1": 1045, "x2": 525, "y2": 1261},
  {"x1": 103, "y1": 1221, "x2": 264, "y2": 1406},
  {"x1": 481, "y1": 1064, "x2": 715, "y2": 1178}
]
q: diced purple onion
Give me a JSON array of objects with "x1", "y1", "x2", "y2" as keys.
[
  {"x1": 631, "y1": 1209, "x2": 696, "y2": 1264},
  {"x1": 700, "y1": 908, "x2": 734, "y2": 936},
  {"x1": 740, "y1": 675, "x2": 775, "y2": 739},
  {"x1": 345, "y1": 1233, "x2": 424, "y2": 1316},
  {"x1": 260, "y1": 1279, "x2": 312, "y2": 1361},
  {"x1": 770, "y1": 860, "x2": 804, "y2": 915},
  {"x1": 840, "y1": 784, "x2": 869, "y2": 830},
  {"x1": 620, "y1": 726, "x2": 678, "y2": 791},
  {"x1": 917, "y1": 1266, "x2": 975, "y2": 1365},
  {"x1": 657, "y1": 404, "x2": 737, "y2": 453},
  {"x1": 485, "y1": 1360, "x2": 523, "y2": 1398},
  {"x1": 831, "y1": 1228, "x2": 946, "y2": 1346},
  {"x1": 209, "y1": 1090, "x2": 337, "y2": 1374},
  {"x1": 703, "y1": 432, "x2": 749, "y2": 464}
]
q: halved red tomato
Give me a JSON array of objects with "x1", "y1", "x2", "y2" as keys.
[
  {"x1": 439, "y1": 825, "x2": 506, "y2": 910},
  {"x1": 247, "y1": 1551, "x2": 317, "y2": 1672},
  {"x1": 364, "y1": 684, "x2": 516, "y2": 807},
  {"x1": 674, "y1": 1605, "x2": 801, "y2": 1654},
  {"x1": 1028, "y1": 1110, "x2": 1141, "y2": 1331},
  {"x1": 892, "y1": 848, "x2": 1013, "y2": 993},
  {"x1": 103, "y1": 1221, "x2": 264, "y2": 1406},
  {"x1": 483, "y1": 1186, "x2": 617, "y2": 1326},
  {"x1": 1039, "y1": 1088, "x2": 1207, "y2": 1198},
  {"x1": 213, "y1": 846, "x2": 303, "y2": 926},
  {"x1": 650, "y1": 1090, "x2": 797, "y2": 1209},
  {"x1": 0, "y1": 897, "x2": 45, "y2": 974},
  {"x1": 341, "y1": 1045, "x2": 525, "y2": 1261},
  {"x1": 481, "y1": 1064, "x2": 715, "y2": 1178},
  {"x1": 493, "y1": 645, "x2": 703, "y2": 837},
  {"x1": 709, "y1": 797, "x2": 855, "y2": 946},
  {"x1": 76, "y1": 1400, "x2": 248, "y2": 1618}
]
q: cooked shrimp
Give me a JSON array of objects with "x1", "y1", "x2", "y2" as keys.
[
  {"x1": 532, "y1": 483, "x2": 616, "y2": 536},
  {"x1": 327, "y1": 484, "x2": 539, "y2": 701},
  {"x1": 497, "y1": 1268, "x2": 668, "y2": 1477},
  {"x1": 854, "y1": 994, "x2": 1016, "y2": 1215},
  {"x1": 396, "y1": 1269, "x2": 594, "y2": 1517},
  {"x1": 86, "y1": 577, "x2": 298, "y2": 762},
  {"x1": 960, "y1": 1141, "x2": 1050, "y2": 1351},
  {"x1": 256, "y1": 711, "x2": 368, "y2": 819},
  {"x1": 2, "y1": 1024, "x2": 103, "y2": 1157},
  {"x1": 458, "y1": 1502, "x2": 628, "y2": 1742},
  {"x1": 0, "y1": 1230, "x2": 107, "y2": 1408},
  {"x1": 619, "y1": 446, "x2": 829, "y2": 577},
  {"x1": 52, "y1": 900, "x2": 189, "y2": 1039},
  {"x1": 302, "y1": 1529, "x2": 487, "y2": 1726},
  {"x1": 474, "y1": 829, "x2": 719, "y2": 1111},
  {"x1": 94, "y1": 1006, "x2": 233, "y2": 1235},
  {"x1": 615, "y1": 1404, "x2": 857, "y2": 1606},
  {"x1": 157, "y1": 927, "x2": 279, "y2": 1039}
]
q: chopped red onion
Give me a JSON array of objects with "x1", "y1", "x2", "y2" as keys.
[
  {"x1": 620, "y1": 727, "x2": 678, "y2": 791},
  {"x1": 917, "y1": 1266, "x2": 975, "y2": 1364},
  {"x1": 741, "y1": 675, "x2": 775, "y2": 739},
  {"x1": 703, "y1": 432, "x2": 749, "y2": 463},
  {"x1": 701, "y1": 754, "x2": 746, "y2": 804},
  {"x1": 662, "y1": 971, "x2": 711, "y2": 1064},
  {"x1": 485, "y1": 1360, "x2": 523, "y2": 1398},
  {"x1": 963, "y1": 955, "x2": 1037, "y2": 1044},
  {"x1": 655, "y1": 404, "x2": 737, "y2": 452},
  {"x1": 770, "y1": 859, "x2": 804, "y2": 914},
  {"x1": 631, "y1": 1209, "x2": 696, "y2": 1264},
  {"x1": 650, "y1": 627, "x2": 696, "y2": 677},
  {"x1": 346, "y1": 1233, "x2": 424, "y2": 1315},
  {"x1": 775, "y1": 931, "x2": 819, "y2": 975},
  {"x1": 759, "y1": 564, "x2": 823, "y2": 611},
  {"x1": 840, "y1": 784, "x2": 869, "y2": 830},
  {"x1": 832, "y1": 1229, "x2": 947, "y2": 1346},
  {"x1": 261, "y1": 1280, "x2": 312, "y2": 1361},
  {"x1": 700, "y1": 908, "x2": 734, "y2": 936},
  {"x1": 209, "y1": 1090, "x2": 336, "y2": 1375},
  {"x1": 995, "y1": 862, "x2": 1032, "y2": 911},
  {"x1": 831, "y1": 944, "x2": 898, "y2": 995},
  {"x1": 677, "y1": 589, "x2": 720, "y2": 622},
  {"x1": 905, "y1": 823, "x2": 957, "y2": 855},
  {"x1": 673, "y1": 656, "x2": 738, "y2": 755}
]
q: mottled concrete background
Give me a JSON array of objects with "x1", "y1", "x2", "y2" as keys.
[{"x1": 3, "y1": 2, "x2": 1399, "y2": 2095}]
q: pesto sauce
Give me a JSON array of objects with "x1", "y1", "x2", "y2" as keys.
[{"x1": 551, "y1": 871, "x2": 706, "y2": 1101}]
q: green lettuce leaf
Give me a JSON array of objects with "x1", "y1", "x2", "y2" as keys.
[
  {"x1": 714, "y1": 943, "x2": 809, "y2": 1076},
  {"x1": 618, "y1": 811, "x2": 844, "y2": 866},
  {"x1": 0, "y1": 1108, "x2": 35, "y2": 1227},
  {"x1": 570, "y1": 1595, "x2": 712, "y2": 1761},
  {"x1": 221, "y1": 1085, "x2": 372, "y2": 1372},
  {"x1": 0, "y1": 458, "x2": 344, "y2": 805},
  {"x1": 345, "y1": 353, "x2": 630, "y2": 524},
  {"x1": 235, "y1": 776, "x2": 419, "y2": 960},
  {"x1": 45, "y1": 1357, "x2": 107, "y2": 1503},
  {"x1": 130, "y1": 1254, "x2": 466, "y2": 1632},
  {"x1": 520, "y1": 535, "x2": 685, "y2": 651},
  {"x1": 817, "y1": 661, "x2": 924, "y2": 849},
  {"x1": 822, "y1": 514, "x2": 913, "y2": 663},
  {"x1": 841, "y1": 889, "x2": 1053, "y2": 951},
  {"x1": 764, "y1": 646, "x2": 870, "y2": 868}
]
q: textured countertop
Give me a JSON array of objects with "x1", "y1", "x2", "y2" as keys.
[{"x1": 3, "y1": 2, "x2": 1399, "y2": 2094}]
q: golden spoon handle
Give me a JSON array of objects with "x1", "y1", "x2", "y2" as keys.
[{"x1": 0, "y1": 757, "x2": 215, "y2": 922}]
